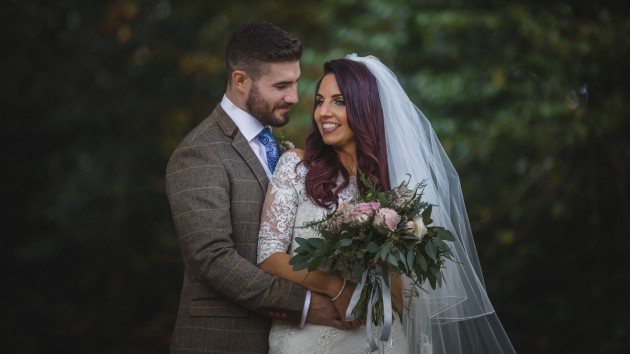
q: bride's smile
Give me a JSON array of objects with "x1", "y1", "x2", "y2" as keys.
[{"x1": 322, "y1": 122, "x2": 341, "y2": 131}]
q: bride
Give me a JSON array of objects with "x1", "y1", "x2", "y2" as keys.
[{"x1": 257, "y1": 54, "x2": 516, "y2": 353}]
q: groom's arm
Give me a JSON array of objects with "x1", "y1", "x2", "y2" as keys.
[{"x1": 166, "y1": 139, "x2": 306, "y2": 323}]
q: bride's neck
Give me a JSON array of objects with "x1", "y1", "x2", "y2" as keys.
[{"x1": 335, "y1": 150, "x2": 357, "y2": 176}]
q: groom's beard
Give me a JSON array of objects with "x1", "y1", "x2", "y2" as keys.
[{"x1": 246, "y1": 83, "x2": 291, "y2": 127}]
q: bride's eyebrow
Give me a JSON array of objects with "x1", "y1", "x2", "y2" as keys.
[{"x1": 315, "y1": 93, "x2": 343, "y2": 98}]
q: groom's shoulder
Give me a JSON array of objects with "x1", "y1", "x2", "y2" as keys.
[{"x1": 178, "y1": 106, "x2": 229, "y2": 147}]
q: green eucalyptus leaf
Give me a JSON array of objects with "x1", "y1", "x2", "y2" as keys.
[
  {"x1": 352, "y1": 261, "x2": 364, "y2": 280},
  {"x1": 438, "y1": 229, "x2": 456, "y2": 242},
  {"x1": 380, "y1": 244, "x2": 390, "y2": 261},
  {"x1": 428, "y1": 273, "x2": 437, "y2": 289},
  {"x1": 387, "y1": 253, "x2": 398, "y2": 269},
  {"x1": 294, "y1": 237, "x2": 313, "y2": 251},
  {"x1": 307, "y1": 238, "x2": 325, "y2": 248},
  {"x1": 401, "y1": 234, "x2": 421, "y2": 241},
  {"x1": 406, "y1": 251, "x2": 415, "y2": 272},
  {"x1": 417, "y1": 253, "x2": 427, "y2": 271},
  {"x1": 436, "y1": 239, "x2": 451, "y2": 252},
  {"x1": 367, "y1": 242, "x2": 380, "y2": 253},
  {"x1": 382, "y1": 267, "x2": 390, "y2": 286},
  {"x1": 338, "y1": 238, "x2": 353, "y2": 247},
  {"x1": 425, "y1": 241, "x2": 438, "y2": 261},
  {"x1": 422, "y1": 205, "x2": 433, "y2": 225}
]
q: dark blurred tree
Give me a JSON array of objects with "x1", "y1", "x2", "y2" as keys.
[
  {"x1": 1, "y1": 0, "x2": 193, "y2": 352},
  {"x1": 1, "y1": 0, "x2": 628, "y2": 353},
  {"x1": 392, "y1": 1, "x2": 630, "y2": 353}
]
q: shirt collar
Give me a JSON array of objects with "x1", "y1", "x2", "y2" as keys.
[{"x1": 220, "y1": 95, "x2": 265, "y2": 142}]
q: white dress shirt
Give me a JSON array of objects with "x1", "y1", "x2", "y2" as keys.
[{"x1": 220, "y1": 95, "x2": 274, "y2": 179}]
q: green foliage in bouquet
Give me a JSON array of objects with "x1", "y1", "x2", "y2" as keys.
[{"x1": 289, "y1": 173, "x2": 456, "y2": 323}]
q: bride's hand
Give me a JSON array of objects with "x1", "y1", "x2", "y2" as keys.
[{"x1": 331, "y1": 280, "x2": 363, "y2": 328}]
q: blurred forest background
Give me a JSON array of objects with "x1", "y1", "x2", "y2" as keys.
[{"x1": 2, "y1": 0, "x2": 629, "y2": 353}]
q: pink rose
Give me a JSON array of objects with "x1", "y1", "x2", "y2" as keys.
[
  {"x1": 374, "y1": 208, "x2": 401, "y2": 232},
  {"x1": 354, "y1": 201, "x2": 380, "y2": 215},
  {"x1": 348, "y1": 201, "x2": 380, "y2": 226}
]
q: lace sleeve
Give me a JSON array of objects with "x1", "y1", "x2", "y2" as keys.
[{"x1": 257, "y1": 151, "x2": 303, "y2": 265}]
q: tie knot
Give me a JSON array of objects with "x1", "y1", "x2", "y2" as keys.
[
  {"x1": 257, "y1": 128, "x2": 279, "y2": 174},
  {"x1": 257, "y1": 128, "x2": 274, "y2": 143}
]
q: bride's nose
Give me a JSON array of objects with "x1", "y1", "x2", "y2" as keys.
[{"x1": 319, "y1": 100, "x2": 332, "y2": 117}]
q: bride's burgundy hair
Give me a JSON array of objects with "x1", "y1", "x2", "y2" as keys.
[{"x1": 303, "y1": 59, "x2": 390, "y2": 208}]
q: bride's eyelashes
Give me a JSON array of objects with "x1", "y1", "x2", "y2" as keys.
[
  {"x1": 314, "y1": 96, "x2": 346, "y2": 106},
  {"x1": 333, "y1": 98, "x2": 346, "y2": 106}
]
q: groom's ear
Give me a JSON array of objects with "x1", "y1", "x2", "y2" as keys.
[{"x1": 232, "y1": 70, "x2": 251, "y2": 94}]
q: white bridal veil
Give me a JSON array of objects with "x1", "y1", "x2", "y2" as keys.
[{"x1": 347, "y1": 54, "x2": 516, "y2": 354}]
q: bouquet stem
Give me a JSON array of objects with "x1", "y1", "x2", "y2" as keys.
[{"x1": 345, "y1": 265, "x2": 393, "y2": 352}]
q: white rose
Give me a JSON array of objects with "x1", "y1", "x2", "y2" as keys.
[
  {"x1": 354, "y1": 214, "x2": 370, "y2": 225},
  {"x1": 412, "y1": 216, "x2": 428, "y2": 239}
]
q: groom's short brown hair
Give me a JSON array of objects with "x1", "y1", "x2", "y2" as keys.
[{"x1": 225, "y1": 21, "x2": 302, "y2": 83}]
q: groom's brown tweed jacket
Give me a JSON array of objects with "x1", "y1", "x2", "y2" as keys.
[{"x1": 165, "y1": 105, "x2": 307, "y2": 353}]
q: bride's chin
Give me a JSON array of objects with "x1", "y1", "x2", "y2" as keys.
[{"x1": 321, "y1": 136, "x2": 339, "y2": 147}]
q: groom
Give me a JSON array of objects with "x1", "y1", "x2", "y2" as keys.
[{"x1": 165, "y1": 21, "x2": 350, "y2": 353}]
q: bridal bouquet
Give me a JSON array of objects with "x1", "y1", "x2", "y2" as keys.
[{"x1": 290, "y1": 174, "x2": 454, "y2": 349}]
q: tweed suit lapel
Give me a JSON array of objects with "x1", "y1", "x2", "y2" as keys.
[{"x1": 212, "y1": 105, "x2": 269, "y2": 192}]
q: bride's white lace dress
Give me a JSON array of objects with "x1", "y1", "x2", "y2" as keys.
[{"x1": 257, "y1": 151, "x2": 407, "y2": 354}]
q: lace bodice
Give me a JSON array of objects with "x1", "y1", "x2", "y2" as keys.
[
  {"x1": 257, "y1": 151, "x2": 359, "y2": 264},
  {"x1": 256, "y1": 151, "x2": 407, "y2": 354}
]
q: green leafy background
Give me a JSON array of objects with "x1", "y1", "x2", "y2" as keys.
[{"x1": 2, "y1": 0, "x2": 629, "y2": 353}]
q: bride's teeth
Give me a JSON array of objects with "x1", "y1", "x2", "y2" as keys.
[{"x1": 323, "y1": 123, "x2": 338, "y2": 129}]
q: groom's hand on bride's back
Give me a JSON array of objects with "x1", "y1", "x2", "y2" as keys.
[{"x1": 306, "y1": 292, "x2": 354, "y2": 330}]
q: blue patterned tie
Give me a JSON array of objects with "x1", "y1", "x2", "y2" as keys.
[{"x1": 257, "y1": 128, "x2": 280, "y2": 173}]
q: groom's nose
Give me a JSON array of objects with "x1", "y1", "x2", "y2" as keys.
[{"x1": 284, "y1": 85, "x2": 298, "y2": 105}]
